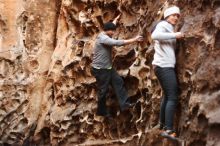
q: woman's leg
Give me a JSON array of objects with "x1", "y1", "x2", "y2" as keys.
[
  {"x1": 154, "y1": 66, "x2": 179, "y2": 131},
  {"x1": 159, "y1": 96, "x2": 167, "y2": 129},
  {"x1": 164, "y1": 68, "x2": 178, "y2": 130}
]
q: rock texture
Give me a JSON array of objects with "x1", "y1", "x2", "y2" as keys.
[{"x1": 0, "y1": 0, "x2": 220, "y2": 146}]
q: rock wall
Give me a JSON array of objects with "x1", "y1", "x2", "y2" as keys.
[{"x1": 0, "y1": 0, "x2": 220, "y2": 146}]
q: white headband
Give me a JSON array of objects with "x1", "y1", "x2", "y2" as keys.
[{"x1": 164, "y1": 6, "x2": 180, "y2": 18}]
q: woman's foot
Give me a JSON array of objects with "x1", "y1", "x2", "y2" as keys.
[
  {"x1": 160, "y1": 130, "x2": 177, "y2": 141},
  {"x1": 152, "y1": 123, "x2": 164, "y2": 130}
]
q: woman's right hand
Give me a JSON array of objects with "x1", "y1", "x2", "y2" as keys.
[{"x1": 175, "y1": 32, "x2": 185, "y2": 39}]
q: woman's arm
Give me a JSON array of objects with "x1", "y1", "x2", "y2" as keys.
[{"x1": 151, "y1": 23, "x2": 183, "y2": 40}]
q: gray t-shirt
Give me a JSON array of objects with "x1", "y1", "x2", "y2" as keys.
[{"x1": 92, "y1": 32, "x2": 125, "y2": 69}]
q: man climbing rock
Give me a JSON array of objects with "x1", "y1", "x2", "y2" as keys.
[{"x1": 91, "y1": 15, "x2": 143, "y2": 117}]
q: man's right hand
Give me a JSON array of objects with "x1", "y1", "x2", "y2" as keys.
[
  {"x1": 124, "y1": 35, "x2": 144, "y2": 44},
  {"x1": 135, "y1": 35, "x2": 144, "y2": 42}
]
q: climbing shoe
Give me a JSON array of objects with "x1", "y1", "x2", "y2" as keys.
[
  {"x1": 96, "y1": 110, "x2": 112, "y2": 118},
  {"x1": 121, "y1": 102, "x2": 135, "y2": 111},
  {"x1": 161, "y1": 130, "x2": 178, "y2": 141}
]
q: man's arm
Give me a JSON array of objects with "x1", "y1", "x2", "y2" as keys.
[
  {"x1": 101, "y1": 37, "x2": 125, "y2": 46},
  {"x1": 101, "y1": 35, "x2": 143, "y2": 46},
  {"x1": 112, "y1": 14, "x2": 121, "y2": 25},
  {"x1": 123, "y1": 36, "x2": 143, "y2": 45}
]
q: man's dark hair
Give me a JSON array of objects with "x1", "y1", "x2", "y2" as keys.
[{"x1": 103, "y1": 22, "x2": 116, "y2": 31}]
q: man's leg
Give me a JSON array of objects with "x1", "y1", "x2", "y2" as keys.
[
  {"x1": 91, "y1": 68, "x2": 111, "y2": 116},
  {"x1": 110, "y1": 68, "x2": 131, "y2": 111}
]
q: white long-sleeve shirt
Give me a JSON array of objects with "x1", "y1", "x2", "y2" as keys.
[{"x1": 151, "y1": 21, "x2": 178, "y2": 68}]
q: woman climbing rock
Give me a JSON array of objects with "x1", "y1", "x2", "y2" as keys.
[{"x1": 151, "y1": 6, "x2": 185, "y2": 140}]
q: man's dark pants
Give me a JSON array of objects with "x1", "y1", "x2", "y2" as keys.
[
  {"x1": 154, "y1": 66, "x2": 179, "y2": 131},
  {"x1": 91, "y1": 67, "x2": 129, "y2": 115}
]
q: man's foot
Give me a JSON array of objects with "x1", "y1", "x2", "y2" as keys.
[
  {"x1": 121, "y1": 102, "x2": 135, "y2": 111},
  {"x1": 160, "y1": 130, "x2": 178, "y2": 141},
  {"x1": 96, "y1": 111, "x2": 112, "y2": 118}
]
